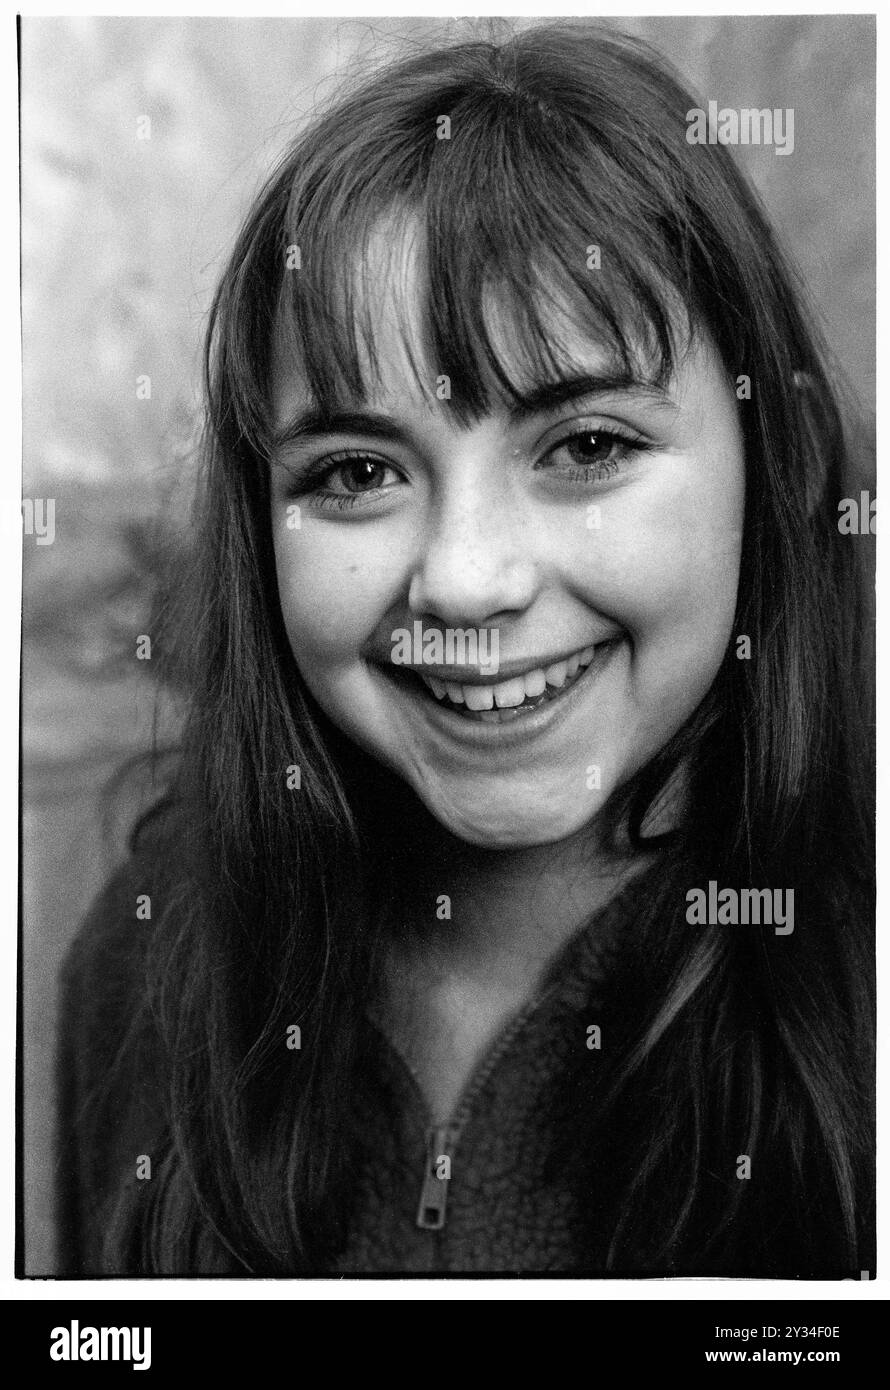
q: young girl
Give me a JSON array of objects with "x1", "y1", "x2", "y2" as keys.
[{"x1": 57, "y1": 22, "x2": 874, "y2": 1278}]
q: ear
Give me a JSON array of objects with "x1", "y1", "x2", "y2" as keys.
[{"x1": 793, "y1": 370, "x2": 833, "y2": 517}]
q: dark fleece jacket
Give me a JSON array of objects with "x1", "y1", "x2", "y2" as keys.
[
  {"x1": 55, "y1": 805, "x2": 647, "y2": 1277},
  {"x1": 55, "y1": 814, "x2": 870, "y2": 1279}
]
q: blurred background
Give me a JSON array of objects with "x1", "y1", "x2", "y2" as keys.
[{"x1": 20, "y1": 14, "x2": 875, "y2": 1275}]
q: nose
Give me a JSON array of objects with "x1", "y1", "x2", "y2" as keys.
[{"x1": 407, "y1": 471, "x2": 539, "y2": 628}]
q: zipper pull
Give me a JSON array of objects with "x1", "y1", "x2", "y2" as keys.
[{"x1": 416, "y1": 1125, "x2": 458, "y2": 1231}]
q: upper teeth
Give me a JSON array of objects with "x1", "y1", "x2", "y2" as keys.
[{"x1": 420, "y1": 645, "x2": 597, "y2": 710}]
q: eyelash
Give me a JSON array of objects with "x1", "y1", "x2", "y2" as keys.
[
  {"x1": 540, "y1": 425, "x2": 650, "y2": 482},
  {"x1": 290, "y1": 426, "x2": 649, "y2": 511},
  {"x1": 292, "y1": 449, "x2": 398, "y2": 512}
]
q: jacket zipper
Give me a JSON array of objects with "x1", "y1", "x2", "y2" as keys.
[
  {"x1": 369, "y1": 864, "x2": 652, "y2": 1240},
  {"x1": 416, "y1": 1123, "x2": 462, "y2": 1230},
  {"x1": 412, "y1": 1000, "x2": 552, "y2": 1233}
]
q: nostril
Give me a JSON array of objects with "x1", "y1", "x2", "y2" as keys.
[{"x1": 407, "y1": 549, "x2": 539, "y2": 628}]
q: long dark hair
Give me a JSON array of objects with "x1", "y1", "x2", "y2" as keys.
[{"x1": 103, "y1": 22, "x2": 873, "y2": 1274}]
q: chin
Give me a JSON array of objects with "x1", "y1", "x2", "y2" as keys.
[{"x1": 416, "y1": 785, "x2": 610, "y2": 851}]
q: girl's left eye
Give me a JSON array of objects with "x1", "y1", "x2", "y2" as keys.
[{"x1": 538, "y1": 426, "x2": 647, "y2": 483}]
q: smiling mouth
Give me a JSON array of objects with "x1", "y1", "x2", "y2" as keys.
[{"x1": 402, "y1": 642, "x2": 616, "y2": 723}]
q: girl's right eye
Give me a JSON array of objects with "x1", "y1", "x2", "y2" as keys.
[{"x1": 294, "y1": 451, "x2": 404, "y2": 510}]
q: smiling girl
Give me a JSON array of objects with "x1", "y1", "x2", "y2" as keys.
[{"x1": 57, "y1": 23, "x2": 874, "y2": 1277}]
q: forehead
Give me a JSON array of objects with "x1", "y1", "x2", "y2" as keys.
[{"x1": 272, "y1": 212, "x2": 697, "y2": 429}]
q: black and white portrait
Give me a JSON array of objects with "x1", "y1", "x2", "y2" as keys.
[{"x1": 20, "y1": 12, "x2": 875, "y2": 1280}]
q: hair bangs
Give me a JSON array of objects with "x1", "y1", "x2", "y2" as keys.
[
  {"x1": 421, "y1": 97, "x2": 693, "y2": 414},
  {"x1": 267, "y1": 89, "x2": 698, "y2": 434}
]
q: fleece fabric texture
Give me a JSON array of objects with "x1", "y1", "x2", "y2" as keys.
[{"x1": 55, "y1": 818, "x2": 647, "y2": 1277}]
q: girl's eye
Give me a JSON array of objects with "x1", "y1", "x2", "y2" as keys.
[
  {"x1": 303, "y1": 452, "x2": 403, "y2": 510},
  {"x1": 327, "y1": 456, "x2": 393, "y2": 493},
  {"x1": 539, "y1": 426, "x2": 647, "y2": 483}
]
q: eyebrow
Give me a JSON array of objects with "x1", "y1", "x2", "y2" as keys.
[
  {"x1": 507, "y1": 372, "x2": 672, "y2": 420},
  {"x1": 272, "y1": 372, "x2": 672, "y2": 452}
]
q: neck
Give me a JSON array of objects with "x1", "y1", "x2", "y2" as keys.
[{"x1": 380, "y1": 794, "x2": 650, "y2": 978}]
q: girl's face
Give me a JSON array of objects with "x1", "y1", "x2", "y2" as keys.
[{"x1": 269, "y1": 233, "x2": 745, "y2": 849}]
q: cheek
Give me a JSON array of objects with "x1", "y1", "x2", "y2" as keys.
[
  {"x1": 574, "y1": 461, "x2": 744, "y2": 667},
  {"x1": 272, "y1": 523, "x2": 401, "y2": 670}
]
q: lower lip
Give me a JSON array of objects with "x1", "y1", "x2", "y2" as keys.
[{"x1": 378, "y1": 640, "x2": 622, "y2": 751}]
